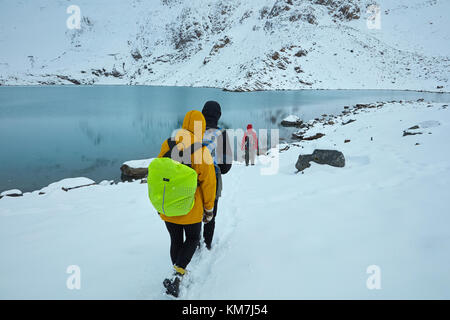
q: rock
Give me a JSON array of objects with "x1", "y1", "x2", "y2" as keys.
[
  {"x1": 56, "y1": 75, "x2": 81, "y2": 85},
  {"x1": 120, "y1": 158, "x2": 154, "y2": 181},
  {"x1": 62, "y1": 183, "x2": 96, "y2": 192},
  {"x1": 295, "y1": 149, "x2": 345, "y2": 172},
  {"x1": 281, "y1": 115, "x2": 304, "y2": 127},
  {"x1": 302, "y1": 133, "x2": 325, "y2": 141},
  {"x1": 39, "y1": 178, "x2": 96, "y2": 194},
  {"x1": 403, "y1": 131, "x2": 422, "y2": 137},
  {"x1": 408, "y1": 125, "x2": 420, "y2": 130},
  {"x1": 295, "y1": 154, "x2": 313, "y2": 171},
  {"x1": 342, "y1": 119, "x2": 356, "y2": 125},
  {"x1": 344, "y1": 139, "x2": 351, "y2": 143},
  {"x1": 0, "y1": 189, "x2": 23, "y2": 199},
  {"x1": 291, "y1": 131, "x2": 306, "y2": 139},
  {"x1": 120, "y1": 164, "x2": 148, "y2": 181}
]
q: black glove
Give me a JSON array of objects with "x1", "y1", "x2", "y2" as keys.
[{"x1": 203, "y1": 210, "x2": 214, "y2": 223}]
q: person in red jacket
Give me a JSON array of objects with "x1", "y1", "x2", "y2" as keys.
[{"x1": 241, "y1": 124, "x2": 258, "y2": 166}]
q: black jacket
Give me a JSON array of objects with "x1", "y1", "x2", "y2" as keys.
[
  {"x1": 205, "y1": 125, "x2": 232, "y2": 175},
  {"x1": 202, "y1": 100, "x2": 232, "y2": 175}
]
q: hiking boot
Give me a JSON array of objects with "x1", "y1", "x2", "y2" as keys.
[
  {"x1": 163, "y1": 265, "x2": 186, "y2": 298},
  {"x1": 163, "y1": 275, "x2": 182, "y2": 297}
]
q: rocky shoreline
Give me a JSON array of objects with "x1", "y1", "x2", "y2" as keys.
[{"x1": 1, "y1": 98, "x2": 448, "y2": 198}]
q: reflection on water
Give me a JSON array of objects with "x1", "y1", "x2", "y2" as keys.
[{"x1": 0, "y1": 86, "x2": 449, "y2": 192}]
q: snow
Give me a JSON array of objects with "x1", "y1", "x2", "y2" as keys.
[
  {"x1": 99, "y1": 180, "x2": 114, "y2": 186},
  {"x1": 39, "y1": 177, "x2": 96, "y2": 195},
  {"x1": 0, "y1": 189, "x2": 22, "y2": 197},
  {"x1": 282, "y1": 115, "x2": 301, "y2": 123},
  {"x1": 0, "y1": 0, "x2": 448, "y2": 92},
  {"x1": 418, "y1": 120, "x2": 440, "y2": 129},
  {"x1": 1, "y1": 99, "x2": 449, "y2": 299},
  {"x1": 123, "y1": 158, "x2": 155, "y2": 169}
]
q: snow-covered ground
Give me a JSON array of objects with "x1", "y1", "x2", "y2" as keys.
[
  {"x1": 0, "y1": 0, "x2": 449, "y2": 91},
  {"x1": 1, "y1": 99, "x2": 449, "y2": 299}
]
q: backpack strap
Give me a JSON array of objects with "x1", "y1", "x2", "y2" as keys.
[
  {"x1": 163, "y1": 138, "x2": 177, "y2": 158},
  {"x1": 163, "y1": 138, "x2": 204, "y2": 168}
]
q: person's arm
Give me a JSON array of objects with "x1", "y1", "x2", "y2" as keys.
[
  {"x1": 157, "y1": 139, "x2": 170, "y2": 158},
  {"x1": 196, "y1": 147, "x2": 216, "y2": 212},
  {"x1": 218, "y1": 130, "x2": 232, "y2": 174},
  {"x1": 252, "y1": 131, "x2": 258, "y2": 150},
  {"x1": 241, "y1": 132, "x2": 247, "y2": 151}
]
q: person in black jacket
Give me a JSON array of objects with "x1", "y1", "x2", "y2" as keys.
[{"x1": 201, "y1": 101, "x2": 233, "y2": 250}]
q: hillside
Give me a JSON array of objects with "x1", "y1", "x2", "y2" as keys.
[{"x1": 0, "y1": 0, "x2": 449, "y2": 91}]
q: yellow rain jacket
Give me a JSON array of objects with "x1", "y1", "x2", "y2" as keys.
[{"x1": 157, "y1": 110, "x2": 216, "y2": 225}]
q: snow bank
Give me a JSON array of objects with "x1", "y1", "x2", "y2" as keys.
[
  {"x1": 282, "y1": 115, "x2": 300, "y2": 123},
  {"x1": 0, "y1": 189, "x2": 22, "y2": 197},
  {"x1": 123, "y1": 158, "x2": 154, "y2": 169},
  {"x1": 1, "y1": 99, "x2": 450, "y2": 299},
  {"x1": 39, "y1": 177, "x2": 96, "y2": 195}
]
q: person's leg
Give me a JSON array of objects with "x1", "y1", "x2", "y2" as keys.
[
  {"x1": 165, "y1": 222, "x2": 184, "y2": 266},
  {"x1": 175, "y1": 222, "x2": 202, "y2": 269},
  {"x1": 203, "y1": 198, "x2": 218, "y2": 249},
  {"x1": 250, "y1": 148, "x2": 256, "y2": 165},
  {"x1": 245, "y1": 147, "x2": 249, "y2": 166}
]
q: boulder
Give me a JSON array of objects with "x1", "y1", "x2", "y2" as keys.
[
  {"x1": 296, "y1": 149, "x2": 345, "y2": 172},
  {"x1": 342, "y1": 119, "x2": 356, "y2": 125},
  {"x1": 281, "y1": 115, "x2": 304, "y2": 127},
  {"x1": 120, "y1": 158, "x2": 154, "y2": 181},
  {"x1": 0, "y1": 189, "x2": 23, "y2": 199}
]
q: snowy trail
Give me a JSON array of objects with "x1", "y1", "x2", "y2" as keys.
[
  {"x1": 137, "y1": 166, "x2": 242, "y2": 300},
  {"x1": 180, "y1": 168, "x2": 242, "y2": 299}
]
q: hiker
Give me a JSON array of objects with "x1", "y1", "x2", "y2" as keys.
[
  {"x1": 201, "y1": 101, "x2": 233, "y2": 250},
  {"x1": 154, "y1": 110, "x2": 216, "y2": 296},
  {"x1": 241, "y1": 124, "x2": 258, "y2": 166}
]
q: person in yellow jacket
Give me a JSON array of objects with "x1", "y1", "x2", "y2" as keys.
[{"x1": 158, "y1": 110, "x2": 216, "y2": 294}]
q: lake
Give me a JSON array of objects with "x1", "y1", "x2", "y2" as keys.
[{"x1": 1, "y1": 86, "x2": 449, "y2": 193}]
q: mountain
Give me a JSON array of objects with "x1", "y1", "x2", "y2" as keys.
[{"x1": 0, "y1": 0, "x2": 449, "y2": 91}]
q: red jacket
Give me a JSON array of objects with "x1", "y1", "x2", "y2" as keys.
[{"x1": 241, "y1": 124, "x2": 258, "y2": 151}]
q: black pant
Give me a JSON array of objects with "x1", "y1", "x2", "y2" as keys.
[
  {"x1": 165, "y1": 222, "x2": 201, "y2": 269},
  {"x1": 203, "y1": 198, "x2": 219, "y2": 248}
]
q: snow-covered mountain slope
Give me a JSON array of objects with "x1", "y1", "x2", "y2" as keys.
[
  {"x1": 1, "y1": 99, "x2": 449, "y2": 299},
  {"x1": 0, "y1": 0, "x2": 449, "y2": 91}
]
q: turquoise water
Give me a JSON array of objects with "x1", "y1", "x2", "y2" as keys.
[{"x1": 1, "y1": 86, "x2": 449, "y2": 192}]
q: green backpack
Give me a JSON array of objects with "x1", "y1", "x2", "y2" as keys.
[{"x1": 147, "y1": 139, "x2": 201, "y2": 217}]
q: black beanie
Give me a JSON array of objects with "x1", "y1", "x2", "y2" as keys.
[{"x1": 202, "y1": 101, "x2": 221, "y2": 127}]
